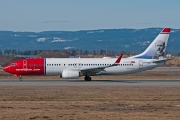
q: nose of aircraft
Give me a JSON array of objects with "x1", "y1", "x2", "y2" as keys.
[{"x1": 3, "y1": 66, "x2": 11, "y2": 73}]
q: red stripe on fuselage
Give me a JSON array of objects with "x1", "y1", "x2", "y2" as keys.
[{"x1": 4, "y1": 58, "x2": 45, "y2": 76}]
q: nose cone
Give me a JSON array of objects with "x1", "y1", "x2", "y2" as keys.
[{"x1": 3, "y1": 66, "x2": 11, "y2": 73}]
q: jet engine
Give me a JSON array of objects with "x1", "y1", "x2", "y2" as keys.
[{"x1": 61, "y1": 70, "x2": 80, "y2": 79}]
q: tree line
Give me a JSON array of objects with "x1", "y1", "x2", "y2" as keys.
[
  {"x1": 0, "y1": 49, "x2": 179, "y2": 57},
  {"x1": 0, "y1": 49, "x2": 135, "y2": 56},
  {"x1": 1, "y1": 49, "x2": 44, "y2": 56}
]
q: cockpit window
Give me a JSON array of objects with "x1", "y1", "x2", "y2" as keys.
[{"x1": 11, "y1": 63, "x2": 17, "y2": 66}]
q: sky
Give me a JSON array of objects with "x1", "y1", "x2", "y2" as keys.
[{"x1": 0, "y1": 0, "x2": 180, "y2": 32}]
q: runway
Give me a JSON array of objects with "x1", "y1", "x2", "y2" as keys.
[{"x1": 0, "y1": 80, "x2": 180, "y2": 86}]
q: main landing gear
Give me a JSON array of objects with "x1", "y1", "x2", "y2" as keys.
[{"x1": 84, "y1": 74, "x2": 92, "y2": 81}]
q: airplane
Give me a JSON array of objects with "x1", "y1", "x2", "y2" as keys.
[{"x1": 3, "y1": 28, "x2": 171, "y2": 81}]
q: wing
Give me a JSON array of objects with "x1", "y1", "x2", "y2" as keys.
[{"x1": 80, "y1": 54, "x2": 123, "y2": 75}]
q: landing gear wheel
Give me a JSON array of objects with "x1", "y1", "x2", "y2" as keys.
[{"x1": 84, "y1": 76, "x2": 92, "y2": 81}]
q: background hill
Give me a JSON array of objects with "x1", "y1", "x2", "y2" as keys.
[{"x1": 0, "y1": 28, "x2": 180, "y2": 53}]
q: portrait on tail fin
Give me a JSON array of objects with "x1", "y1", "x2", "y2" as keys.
[{"x1": 153, "y1": 40, "x2": 165, "y2": 59}]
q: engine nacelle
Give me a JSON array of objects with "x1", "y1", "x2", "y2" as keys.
[{"x1": 61, "y1": 70, "x2": 80, "y2": 79}]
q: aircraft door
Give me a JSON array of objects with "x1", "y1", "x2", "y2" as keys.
[
  {"x1": 23, "y1": 60, "x2": 27, "y2": 69},
  {"x1": 139, "y1": 60, "x2": 143, "y2": 69}
]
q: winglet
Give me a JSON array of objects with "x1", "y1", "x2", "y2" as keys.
[{"x1": 115, "y1": 54, "x2": 123, "y2": 64}]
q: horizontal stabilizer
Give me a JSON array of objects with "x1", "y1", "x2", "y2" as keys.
[{"x1": 152, "y1": 58, "x2": 173, "y2": 63}]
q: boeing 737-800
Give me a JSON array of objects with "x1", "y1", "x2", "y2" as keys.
[{"x1": 3, "y1": 28, "x2": 171, "y2": 81}]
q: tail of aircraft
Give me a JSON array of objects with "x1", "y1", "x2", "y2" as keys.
[{"x1": 130, "y1": 28, "x2": 171, "y2": 59}]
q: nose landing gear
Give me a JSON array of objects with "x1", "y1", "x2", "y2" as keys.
[{"x1": 19, "y1": 75, "x2": 23, "y2": 81}]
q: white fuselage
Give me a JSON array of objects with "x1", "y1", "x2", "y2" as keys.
[{"x1": 45, "y1": 58, "x2": 163, "y2": 76}]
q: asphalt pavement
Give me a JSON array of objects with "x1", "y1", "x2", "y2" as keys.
[{"x1": 0, "y1": 80, "x2": 179, "y2": 86}]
